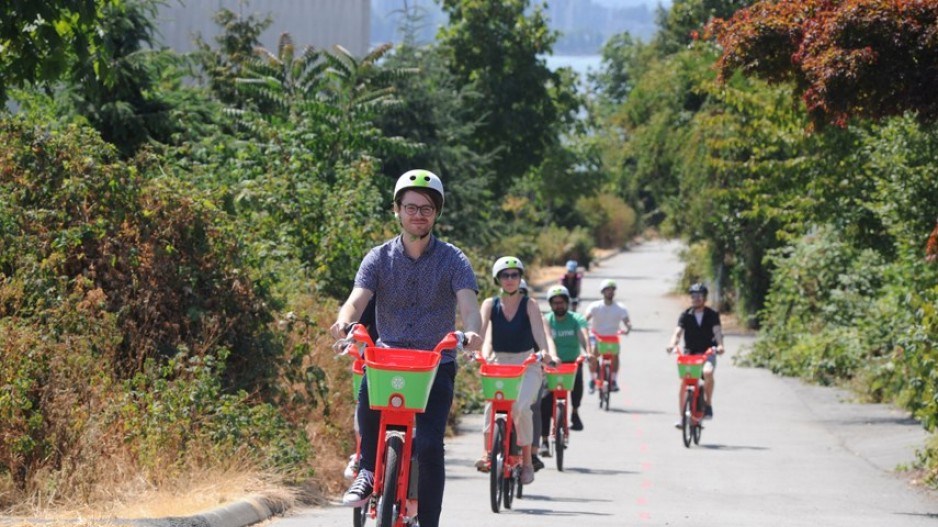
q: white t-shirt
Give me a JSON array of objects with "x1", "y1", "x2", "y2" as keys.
[{"x1": 587, "y1": 301, "x2": 630, "y2": 335}]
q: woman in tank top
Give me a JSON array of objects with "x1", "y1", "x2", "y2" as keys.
[{"x1": 473, "y1": 256, "x2": 559, "y2": 485}]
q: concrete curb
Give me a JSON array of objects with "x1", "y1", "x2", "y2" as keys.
[
  {"x1": 0, "y1": 495, "x2": 288, "y2": 527},
  {"x1": 124, "y1": 495, "x2": 286, "y2": 527}
]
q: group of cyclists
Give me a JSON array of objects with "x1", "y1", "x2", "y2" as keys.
[{"x1": 329, "y1": 170, "x2": 725, "y2": 526}]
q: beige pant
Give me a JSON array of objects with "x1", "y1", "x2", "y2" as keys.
[{"x1": 482, "y1": 351, "x2": 542, "y2": 447}]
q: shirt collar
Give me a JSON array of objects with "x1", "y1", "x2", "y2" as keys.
[{"x1": 391, "y1": 234, "x2": 438, "y2": 261}]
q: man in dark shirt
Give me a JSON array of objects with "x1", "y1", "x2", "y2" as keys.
[
  {"x1": 560, "y1": 260, "x2": 582, "y2": 311},
  {"x1": 667, "y1": 283, "x2": 725, "y2": 425}
]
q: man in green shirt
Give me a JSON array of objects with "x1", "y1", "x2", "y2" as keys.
[{"x1": 539, "y1": 286, "x2": 593, "y2": 455}]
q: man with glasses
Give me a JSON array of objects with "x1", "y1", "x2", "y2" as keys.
[
  {"x1": 667, "y1": 283, "x2": 725, "y2": 427},
  {"x1": 330, "y1": 169, "x2": 483, "y2": 527}
]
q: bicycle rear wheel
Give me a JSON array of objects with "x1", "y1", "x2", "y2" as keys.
[
  {"x1": 602, "y1": 363, "x2": 612, "y2": 411},
  {"x1": 681, "y1": 391, "x2": 693, "y2": 448},
  {"x1": 489, "y1": 419, "x2": 505, "y2": 513},
  {"x1": 693, "y1": 388, "x2": 705, "y2": 445},
  {"x1": 376, "y1": 435, "x2": 403, "y2": 527},
  {"x1": 555, "y1": 401, "x2": 566, "y2": 472},
  {"x1": 503, "y1": 469, "x2": 515, "y2": 509}
]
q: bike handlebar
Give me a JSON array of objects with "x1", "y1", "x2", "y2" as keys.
[
  {"x1": 469, "y1": 350, "x2": 553, "y2": 368},
  {"x1": 668, "y1": 346, "x2": 718, "y2": 357},
  {"x1": 334, "y1": 324, "x2": 467, "y2": 357}
]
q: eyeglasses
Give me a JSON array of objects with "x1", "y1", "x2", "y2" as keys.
[
  {"x1": 499, "y1": 271, "x2": 522, "y2": 280},
  {"x1": 402, "y1": 203, "x2": 436, "y2": 217}
]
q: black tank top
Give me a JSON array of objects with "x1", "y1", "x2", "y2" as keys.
[{"x1": 491, "y1": 296, "x2": 536, "y2": 352}]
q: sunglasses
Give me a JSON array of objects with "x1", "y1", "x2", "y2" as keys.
[{"x1": 499, "y1": 271, "x2": 522, "y2": 280}]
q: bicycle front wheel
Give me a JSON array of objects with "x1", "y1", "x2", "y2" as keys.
[
  {"x1": 353, "y1": 506, "x2": 366, "y2": 527},
  {"x1": 681, "y1": 390, "x2": 693, "y2": 448},
  {"x1": 376, "y1": 435, "x2": 403, "y2": 527},
  {"x1": 489, "y1": 419, "x2": 505, "y2": 513},
  {"x1": 555, "y1": 401, "x2": 566, "y2": 472}
]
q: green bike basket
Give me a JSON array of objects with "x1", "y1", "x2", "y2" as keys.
[
  {"x1": 544, "y1": 362, "x2": 578, "y2": 391},
  {"x1": 594, "y1": 333, "x2": 620, "y2": 356},
  {"x1": 479, "y1": 363, "x2": 527, "y2": 401},
  {"x1": 364, "y1": 346, "x2": 441, "y2": 412},
  {"x1": 677, "y1": 355, "x2": 706, "y2": 380}
]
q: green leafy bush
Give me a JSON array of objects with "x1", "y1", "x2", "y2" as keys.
[
  {"x1": 575, "y1": 194, "x2": 637, "y2": 249},
  {"x1": 0, "y1": 117, "x2": 307, "y2": 502},
  {"x1": 741, "y1": 226, "x2": 885, "y2": 384},
  {"x1": 534, "y1": 224, "x2": 594, "y2": 267}
]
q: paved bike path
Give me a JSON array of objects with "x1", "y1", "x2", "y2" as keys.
[{"x1": 275, "y1": 239, "x2": 938, "y2": 526}]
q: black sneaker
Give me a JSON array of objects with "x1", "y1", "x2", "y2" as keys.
[
  {"x1": 571, "y1": 412, "x2": 584, "y2": 431},
  {"x1": 704, "y1": 404, "x2": 713, "y2": 419},
  {"x1": 532, "y1": 455, "x2": 545, "y2": 472},
  {"x1": 611, "y1": 381, "x2": 620, "y2": 392},
  {"x1": 342, "y1": 469, "x2": 374, "y2": 507}
]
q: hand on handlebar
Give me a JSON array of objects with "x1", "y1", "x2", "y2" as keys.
[{"x1": 462, "y1": 331, "x2": 483, "y2": 352}]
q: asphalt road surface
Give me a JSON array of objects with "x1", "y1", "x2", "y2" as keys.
[{"x1": 276, "y1": 240, "x2": 938, "y2": 526}]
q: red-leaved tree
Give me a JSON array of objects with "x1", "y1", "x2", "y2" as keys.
[{"x1": 708, "y1": 0, "x2": 938, "y2": 127}]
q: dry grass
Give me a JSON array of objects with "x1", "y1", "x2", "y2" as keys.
[{"x1": 1, "y1": 465, "x2": 295, "y2": 522}]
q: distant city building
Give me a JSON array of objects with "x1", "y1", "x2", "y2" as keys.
[{"x1": 157, "y1": 0, "x2": 370, "y2": 57}]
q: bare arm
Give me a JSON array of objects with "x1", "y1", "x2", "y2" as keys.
[
  {"x1": 456, "y1": 288, "x2": 483, "y2": 351},
  {"x1": 330, "y1": 287, "x2": 373, "y2": 339},
  {"x1": 529, "y1": 301, "x2": 559, "y2": 362},
  {"x1": 577, "y1": 326, "x2": 593, "y2": 356},
  {"x1": 622, "y1": 315, "x2": 632, "y2": 334},
  {"x1": 477, "y1": 296, "x2": 494, "y2": 358},
  {"x1": 667, "y1": 326, "x2": 683, "y2": 351},
  {"x1": 713, "y1": 325, "x2": 725, "y2": 354}
]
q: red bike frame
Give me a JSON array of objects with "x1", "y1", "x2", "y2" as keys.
[
  {"x1": 675, "y1": 347, "x2": 716, "y2": 448},
  {"x1": 349, "y1": 325, "x2": 463, "y2": 527},
  {"x1": 591, "y1": 330, "x2": 624, "y2": 410},
  {"x1": 543, "y1": 355, "x2": 585, "y2": 470},
  {"x1": 474, "y1": 351, "x2": 540, "y2": 512}
]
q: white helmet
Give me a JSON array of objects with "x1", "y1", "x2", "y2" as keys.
[
  {"x1": 600, "y1": 279, "x2": 617, "y2": 291},
  {"x1": 492, "y1": 256, "x2": 524, "y2": 284},
  {"x1": 394, "y1": 170, "x2": 445, "y2": 214},
  {"x1": 566, "y1": 260, "x2": 577, "y2": 272},
  {"x1": 546, "y1": 285, "x2": 570, "y2": 302}
]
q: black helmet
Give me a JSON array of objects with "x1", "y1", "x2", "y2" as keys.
[{"x1": 688, "y1": 283, "x2": 708, "y2": 296}]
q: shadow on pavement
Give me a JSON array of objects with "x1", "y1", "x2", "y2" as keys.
[
  {"x1": 606, "y1": 407, "x2": 665, "y2": 415},
  {"x1": 895, "y1": 512, "x2": 938, "y2": 519},
  {"x1": 522, "y1": 494, "x2": 613, "y2": 504},
  {"x1": 561, "y1": 467, "x2": 636, "y2": 476},
  {"x1": 698, "y1": 444, "x2": 769, "y2": 451},
  {"x1": 827, "y1": 415, "x2": 921, "y2": 427},
  {"x1": 510, "y1": 508, "x2": 613, "y2": 517}
]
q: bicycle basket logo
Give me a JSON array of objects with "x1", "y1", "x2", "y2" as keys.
[
  {"x1": 391, "y1": 375, "x2": 406, "y2": 390},
  {"x1": 495, "y1": 380, "x2": 504, "y2": 389}
]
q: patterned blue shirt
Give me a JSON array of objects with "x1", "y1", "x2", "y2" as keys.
[{"x1": 355, "y1": 235, "x2": 478, "y2": 362}]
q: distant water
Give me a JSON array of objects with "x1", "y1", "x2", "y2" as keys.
[{"x1": 543, "y1": 54, "x2": 604, "y2": 82}]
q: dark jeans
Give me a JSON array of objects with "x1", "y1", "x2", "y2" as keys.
[
  {"x1": 358, "y1": 361, "x2": 455, "y2": 527},
  {"x1": 540, "y1": 362, "x2": 583, "y2": 437}
]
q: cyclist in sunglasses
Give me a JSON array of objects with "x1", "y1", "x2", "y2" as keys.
[{"x1": 473, "y1": 256, "x2": 559, "y2": 485}]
